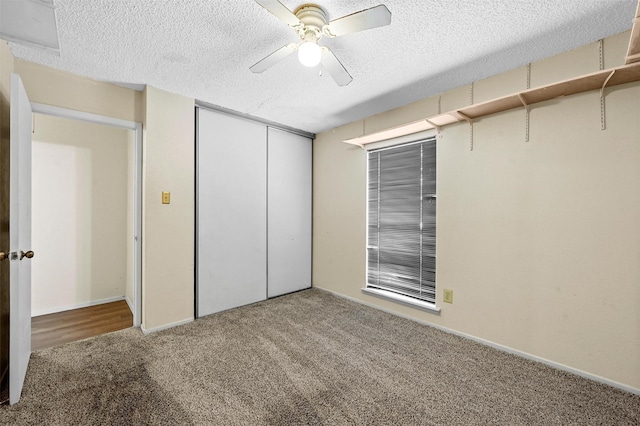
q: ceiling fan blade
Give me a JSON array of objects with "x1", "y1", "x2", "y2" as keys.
[
  {"x1": 255, "y1": 0, "x2": 301, "y2": 27},
  {"x1": 250, "y1": 43, "x2": 297, "y2": 73},
  {"x1": 325, "y1": 5, "x2": 391, "y2": 37},
  {"x1": 321, "y1": 47, "x2": 352, "y2": 87}
]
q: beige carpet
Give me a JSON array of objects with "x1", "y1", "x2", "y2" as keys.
[{"x1": 1, "y1": 289, "x2": 638, "y2": 425}]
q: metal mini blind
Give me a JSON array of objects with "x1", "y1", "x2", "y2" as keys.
[{"x1": 367, "y1": 138, "x2": 436, "y2": 303}]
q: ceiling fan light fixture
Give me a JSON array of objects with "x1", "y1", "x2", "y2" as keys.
[
  {"x1": 298, "y1": 41, "x2": 322, "y2": 67},
  {"x1": 252, "y1": 1, "x2": 391, "y2": 85}
]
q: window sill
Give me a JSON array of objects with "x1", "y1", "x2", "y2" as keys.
[{"x1": 361, "y1": 288, "x2": 441, "y2": 314}]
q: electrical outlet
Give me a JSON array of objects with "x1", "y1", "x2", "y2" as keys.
[{"x1": 443, "y1": 289, "x2": 453, "y2": 304}]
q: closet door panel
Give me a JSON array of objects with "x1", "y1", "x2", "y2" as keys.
[
  {"x1": 267, "y1": 128, "x2": 312, "y2": 298},
  {"x1": 197, "y1": 109, "x2": 267, "y2": 316}
]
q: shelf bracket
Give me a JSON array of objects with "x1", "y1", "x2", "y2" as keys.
[
  {"x1": 600, "y1": 70, "x2": 615, "y2": 130},
  {"x1": 518, "y1": 94, "x2": 530, "y2": 142},
  {"x1": 599, "y1": 39, "x2": 605, "y2": 71},
  {"x1": 456, "y1": 111, "x2": 474, "y2": 151},
  {"x1": 470, "y1": 83, "x2": 474, "y2": 150},
  {"x1": 425, "y1": 119, "x2": 442, "y2": 138},
  {"x1": 455, "y1": 110, "x2": 473, "y2": 123}
]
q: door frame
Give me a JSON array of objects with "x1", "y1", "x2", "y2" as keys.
[{"x1": 31, "y1": 102, "x2": 143, "y2": 327}]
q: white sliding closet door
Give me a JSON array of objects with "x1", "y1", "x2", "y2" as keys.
[
  {"x1": 197, "y1": 109, "x2": 267, "y2": 316},
  {"x1": 267, "y1": 128, "x2": 312, "y2": 297}
]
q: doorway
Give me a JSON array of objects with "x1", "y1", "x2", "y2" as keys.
[{"x1": 29, "y1": 104, "x2": 142, "y2": 346}]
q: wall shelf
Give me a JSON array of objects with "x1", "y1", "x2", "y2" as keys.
[
  {"x1": 625, "y1": 1, "x2": 640, "y2": 64},
  {"x1": 344, "y1": 61, "x2": 640, "y2": 148}
]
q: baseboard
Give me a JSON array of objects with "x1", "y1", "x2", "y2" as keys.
[
  {"x1": 316, "y1": 286, "x2": 640, "y2": 396},
  {"x1": 124, "y1": 295, "x2": 134, "y2": 313},
  {"x1": 141, "y1": 317, "x2": 194, "y2": 335},
  {"x1": 32, "y1": 296, "x2": 126, "y2": 317}
]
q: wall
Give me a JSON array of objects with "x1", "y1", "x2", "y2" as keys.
[
  {"x1": 11, "y1": 58, "x2": 195, "y2": 332},
  {"x1": 142, "y1": 86, "x2": 194, "y2": 332},
  {"x1": 31, "y1": 114, "x2": 132, "y2": 316},
  {"x1": 126, "y1": 130, "x2": 135, "y2": 309},
  {"x1": 0, "y1": 40, "x2": 15, "y2": 400},
  {"x1": 13, "y1": 60, "x2": 143, "y2": 124},
  {"x1": 313, "y1": 31, "x2": 640, "y2": 392}
]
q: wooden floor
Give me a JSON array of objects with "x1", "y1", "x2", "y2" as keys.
[{"x1": 31, "y1": 301, "x2": 133, "y2": 351}]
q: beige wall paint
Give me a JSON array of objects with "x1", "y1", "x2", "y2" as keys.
[
  {"x1": 13, "y1": 60, "x2": 143, "y2": 124},
  {"x1": 10, "y1": 58, "x2": 195, "y2": 331},
  {"x1": 313, "y1": 32, "x2": 640, "y2": 391},
  {"x1": 0, "y1": 42, "x2": 15, "y2": 100},
  {"x1": 142, "y1": 86, "x2": 194, "y2": 331},
  {"x1": 31, "y1": 114, "x2": 132, "y2": 315},
  {"x1": 126, "y1": 130, "x2": 135, "y2": 308}
]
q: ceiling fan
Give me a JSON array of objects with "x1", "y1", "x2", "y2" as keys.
[{"x1": 250, "y1": 1, "x2": 392, "y2": 86}]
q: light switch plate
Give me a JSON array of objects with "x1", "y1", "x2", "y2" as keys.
[{"x1": 162, "y1": 191, "x2": 170, "y2": 204}]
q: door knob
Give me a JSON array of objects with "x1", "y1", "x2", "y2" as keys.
[
  {"x1": 20, "y1": 250, "x2": 34, "y2": 260},
  {"x1": 0, "y1": 252, "x2": 7, "y2": 261}
]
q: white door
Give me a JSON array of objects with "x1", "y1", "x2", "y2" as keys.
[
  {"x1": 9, "y1": 73, "x2": 33, "y2": 405},
  {"x1": 267, "y1": 128, "x2": 312, "y2": 298},
  {"x1": 196, "y1": 108, "x2": 267, "y2": 316}
]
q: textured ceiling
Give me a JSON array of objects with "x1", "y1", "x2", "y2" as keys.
[{"x1": 8, "y1": 0, "x2": 637, "y2": 134}]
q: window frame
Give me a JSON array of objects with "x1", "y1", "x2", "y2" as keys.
[{"x1": 363, "y1": 137, "x2": 440, "y2": 314}]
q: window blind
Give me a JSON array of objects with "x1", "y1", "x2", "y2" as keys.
[{"x1": 367, "y1": 138, "x2": 436, "y2": 304}]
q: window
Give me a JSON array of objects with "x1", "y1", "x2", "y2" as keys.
[{"x1": 366, "y1": 138, "x2": 436, "y2": 307}]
